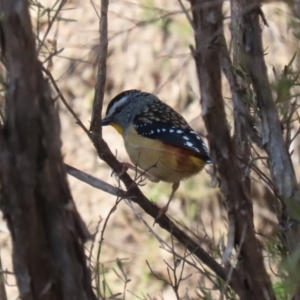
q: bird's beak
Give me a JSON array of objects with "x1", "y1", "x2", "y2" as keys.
[{"x1": 101, "y1": 117, "x2": 111, "y2": 126}]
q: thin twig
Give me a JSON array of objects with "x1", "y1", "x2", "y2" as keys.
[
  {"x1": 88, "y1": 217, "x2": 102, "y2": 268},
  {"x1": 95, "y1": 196, "x2": 123, "y2": 298},
  {"x1": 146, "y1": 261, "x2": 169, "y2": 286},
  {"x1": 220, "y1": 224, "x2": 247, "y2": 299},
  {"x1": 124, "y1": 198, "x2": 218, "y2": 287},
  {"x1": 37, "y1": 0, "x2": 66, "y2": 53},
  {"x1": 221, "y1": 219, "x2": 235, "y2": 264},
  {"x1": 177, "y1": 0, "x2": 194, "y2": 29},
  {"x1": 42, "y1": 66, "x2": 91, "y2": 137},
  {"x1": 289, "y1": 126, "x2": 300, "y2": 146},
  {"x1": 285, "y1": 101, "x2": 297, "y2": 147},
  {"x1": 89, "y1": 0, "x2": 100, "y2": 19}
]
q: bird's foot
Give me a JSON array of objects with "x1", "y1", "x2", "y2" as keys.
[
  {"x1": 153, "y1": 204, "x2": 169, "y2": 226},
  {"x1": 110, "y1": 162, "x2": 134, "y2": 178},
  {"x1": 153, "y1": 181, "x2": 180, "y2": 226}
]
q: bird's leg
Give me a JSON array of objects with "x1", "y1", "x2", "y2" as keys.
[
  {"x1": 120, "y1": 162, "x2": 157, "y2": 181},
  {"x1": 111, "y1": 162, "x2": 138, "y2": 178},
  {"x1": 154, "y1": 181, "x2": 180, "y2": 224}
]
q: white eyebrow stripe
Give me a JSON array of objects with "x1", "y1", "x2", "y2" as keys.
[{"x1": 106, "y1": 95, "x2": 128, "y2": 118}]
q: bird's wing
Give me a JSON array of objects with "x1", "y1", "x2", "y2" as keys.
[{"x1": 133, "y1": 121, "x2": 211, "y2": 163}]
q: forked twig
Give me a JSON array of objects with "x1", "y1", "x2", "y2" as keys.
[{"x1": 37, "y1": 0, "x2": 66, "y2": 53}]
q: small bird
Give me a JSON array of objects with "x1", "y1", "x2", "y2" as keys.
[{"x1": 102, "y1": 90, "x2": 211, "y2": 218}]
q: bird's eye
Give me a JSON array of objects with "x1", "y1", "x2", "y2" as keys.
[{"x1": 115, "y1": 107, "x2": 122, "y2": 113}]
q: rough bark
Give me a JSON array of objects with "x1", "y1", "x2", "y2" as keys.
[
  {"x1": 90, "y1": 0, "x2": 108, "y2": 134},
  {"x1": 190, "y1": 1, "x2": 275, "y2": 299},
  {"x1": 0, "y1": 1, "x2": 96, "y2": 299},
  {"x1": 230, "y1": 0, "x2": 300, "y2": 265},
  {"x1": 230, "y1": 1, "x2": 300, "y2": 298}
]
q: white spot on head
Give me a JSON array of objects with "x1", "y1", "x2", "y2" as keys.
[
  {"x1": 157, "y1": 129, "x2": 160, "y2": 133},
  {"x1": 170, "y1": 129, "x2": 174, "y2": 133},
  {"x1": 106, "y1": 95, "x2": 129, "y2": 119},
  {"x1": 185, "y1": 141, "x2": 193, "y2": 147},
  {"x1": 177, "y1": 130, "x2": 183, "y2": 133},
  {"x1": 162, "y1": 128, "x2": 166, "y2": 132},
  {"x1": 183, "y1": 136, "x2": 189, "y2": 140},
  {"x1": 150, "y1": 130, "x2": 154, "y2": 134}
]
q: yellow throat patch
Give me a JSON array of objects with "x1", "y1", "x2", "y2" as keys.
[{"x1": 111, "y1": 122, "x2": 123, "y2": 135}]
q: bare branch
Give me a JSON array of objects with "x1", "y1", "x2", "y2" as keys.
[
  {"x1": 90, "y1": 0, "x2": 109, "y2": 134},
  {"x1": 65, "y1": 163, "x2": 125, "y2": 197},
  {"x1": 42, "y1": 66, "x2": 91, "y2": 137},
  {"x1": 177, "y1": 0, "x2": 194, "y2": 30}
]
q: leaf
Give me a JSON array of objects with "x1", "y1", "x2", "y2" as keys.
[{"x1": 56, "y1": 17, "x2": 77, "y2": 22}]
